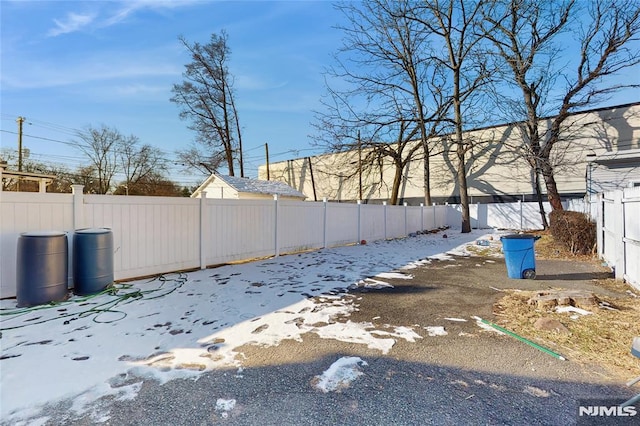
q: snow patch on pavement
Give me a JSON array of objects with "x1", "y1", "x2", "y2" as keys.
[
  {"x1": 374, "y1": 272, "x2": 413, "y2": 280},
  {"x1": 359, "y1": 278, "x2": 394, "y2": 289},
  {"x1": 472, "y1": 316, "x2": 505, "y2": 334},
  {"x1": 424, "y1": 326, "x2": 448, "y2": 336},
  {"x1": 215, "y1": 398, "x2": 237, "y2": 418},
  {"x1": 312, "y1": 357, "x2": 368, "y2": 393}
]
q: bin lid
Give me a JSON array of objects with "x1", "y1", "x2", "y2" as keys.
[
  {"x1": 75, "y1": 228, "x2": 111, "y2": 234},
  {"x1": 20, "y1": 231, "x2": 66, "y2": 237},
  {"x1": 500, "y1": 234, "x2": 538, "y2": 239}
]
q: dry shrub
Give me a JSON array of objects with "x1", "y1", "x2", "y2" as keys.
[{"x1": 549, "y1": 210, "x2": 596, "y2": 255}]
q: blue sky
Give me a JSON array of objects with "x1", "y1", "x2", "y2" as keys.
[
  {"x1": 1, "y1": 1, "x2": 639, "y2": 188},
  {"x1": 1, "y1": 1, "x2": 345, "y2": 185}
]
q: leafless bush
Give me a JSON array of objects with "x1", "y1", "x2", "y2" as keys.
[{"x1": 549, "y1": 210, "x2": 596, "y2": 255}]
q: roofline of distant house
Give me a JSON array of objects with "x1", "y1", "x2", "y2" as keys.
[{"x1": 270, "y1": 100, "x2": 639, "y2": 165}]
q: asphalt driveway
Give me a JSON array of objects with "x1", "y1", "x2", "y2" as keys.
[{"x1": 2, "y1": 231, "x2": 637, "y2": 425}]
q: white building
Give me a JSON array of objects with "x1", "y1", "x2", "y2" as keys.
[
  {"x1": 191, "y1": 173, "x2": 306, "y2": 201},
  {"x1": 260, "y1": 102, "x2": 640, "y2": 205}
]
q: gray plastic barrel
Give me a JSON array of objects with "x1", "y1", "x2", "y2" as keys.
[
  {"x1": 17, "y1": 231, "x2": 69, "y2": 307},
  {"x1": 73, "y1": 228, "x2": 114, "y2": 295}
]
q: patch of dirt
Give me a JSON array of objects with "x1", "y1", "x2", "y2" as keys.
[{"x1": 494, "y1": 282, "x2": 640, "y2": 380}]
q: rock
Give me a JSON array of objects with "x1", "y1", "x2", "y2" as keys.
[{"x1": 533, "y1": 317, "x2": 570, "y2": 335}]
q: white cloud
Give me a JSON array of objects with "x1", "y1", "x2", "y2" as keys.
[
  {"x1": 48, "y1": 12, "x2": 96, "y2": 37},
  {"x1": 47, "y1": 1, "x2": 199, "y2": 36}
]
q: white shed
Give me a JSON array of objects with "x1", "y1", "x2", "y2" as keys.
[{"x1": 191, "y1": 173, "x2": 307, "y2": 201}]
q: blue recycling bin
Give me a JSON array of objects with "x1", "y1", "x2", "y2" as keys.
[{"x1": 500, "y1": 234, "x2": 540, "y2": 279}]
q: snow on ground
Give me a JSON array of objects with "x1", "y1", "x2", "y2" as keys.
[
  {"x1": 215, "y1": 398, "x2": 237, "y2": 418},
  {"x1": 424, "y1": 326, "x2": 448, "y2": 336},
  {"x1": 0, "y1": 228, "x2": 503, "y2": 424},
  {"x1": 312, "y1": 356, "x2": 368, "y2": 393},
  {"x1": 374, "y1": 272, "x2": 413, "y2": 280}
]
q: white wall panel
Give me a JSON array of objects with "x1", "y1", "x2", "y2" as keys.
[
  {"x1": 205, "y1": 199, "x2": 275, "y2": 264},
  {"x1": 325, "y1": 203, "x2": 358, "y2": 247},
  {"x1": 385, "y1": 206, "x2": 406, "y2": 239},
  {"x1": 360, "y1": 204, "x2": 386, "y2": 242},
  {"x1": 278, "y1": 201, "x2": 324, "y2": 253},
  {"x1": 406, "y1": 206, "x2": 422, "y2": 234},
  {"x1": 83, "y1": 195, "x2": 201, "y2": 280}
]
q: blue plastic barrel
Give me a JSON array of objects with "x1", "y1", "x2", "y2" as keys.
[
  {"x1": 17, "y1": 231, "x2": 69, "y2": 307},
  {"x1": 73, "y1": 228, "x2": 114, "y2": 295},
  {"x1": 500, "y1": 234, "x2": 539, "y2": 279}
]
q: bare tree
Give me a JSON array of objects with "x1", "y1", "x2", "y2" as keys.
[
  {"x1": 483, "y1": 0, "x2": 575, "y2": 227},
  {"x1": 113, "y1": 172, "x2": 182, "y2": 196},
  {"x1": 542, "y1": 1, "x2": 640, "y2": 210},
  {"x1": 313, "y1": 0, "x2": 450, "y2": 205},
  {"x1": 74, "y1": 165, "x2": 102, "y2": 194},
  {"x1": 73, "y1": 125, "x2": 121, "y2": 194},
  {"x1": 171, "y1": 31, "x2": 243, "y2": 177},
  {"x1": 118, "y1": 135, "x2": 167, "y2": 195},
  {"x1": 485, "y1": 0, "x2": 640, "y2": 212},
  {"x1": 406, "y1": 0, "x2": 493, "y2": 233}
]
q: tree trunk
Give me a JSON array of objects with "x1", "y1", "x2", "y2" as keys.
[
  {"x1": 423, "y1": 144, "x2": 432, "y2": 206},
  {"x1": 540, "y1": 159, "x2": 564, "y2": 211},
  {"x1": 457, "y1": 143, "x2": 471, "y2": 233},
  {"x1": 390, "y1": 159, "x2": 404, "y2": 205},
  {"x1": 534, "y1": 166, "x2": 549, "y2": 229}
]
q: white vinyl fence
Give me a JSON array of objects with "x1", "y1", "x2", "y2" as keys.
[
  {"x1": 596, "y1": 186, "x2": 640, "y2": 289},
  {"x1": 6, "y1": 186, "x2": 634, "y2": 299},
  {"x1": 447, "y1": 201, "x2": 558, "y2": 231},
  {"x1": 0, "y1": 187, "x2": 447, "y2": 298}
]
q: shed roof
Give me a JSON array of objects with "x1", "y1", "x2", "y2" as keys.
[{"x1": 192, "y1": 173, "x2": 306, "y2": 199}]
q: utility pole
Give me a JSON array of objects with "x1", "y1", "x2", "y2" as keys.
[
  {"x1": 307, "y1": 157, "x2": 317, "y2": 201},
  {"x1": 16, "y1": 116, "x2": 25, "y2": 192},
  {"x1": 265, "y1": 143, "x2": 270, "y2": 180},
  {"x1": 16, "y1": 116, "x2": 25, "y2": 172}
]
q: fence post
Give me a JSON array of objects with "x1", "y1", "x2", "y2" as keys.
[
  {"x1": 323, "y1": 197, "x2": 328, "y2": 249},
  {"x1": 518, "y1": 200, "x2": 523, "y2": 231},
  {"x1": 613, "y1": 191, "x2": 625, "y2": 280},
  {"x1": 71, "y1": 185, "x2": 85, "y2": 230},
  {"x1": 420, "y1": 203, "x2": 424, "y2": 232},
  {"x1": 383, "y1": 201, "x2": 388, "y2": 239},
  {"x1": 431, "y1": 203, "x2": 438, "y2": 230},
  {"x1": 199, "y1": 191, "x2": 207, "y2": 270},
  {"x1": 274, "y1": 194, "x2": 280, "y2": 257},
  {"x1": 404, "y1": 202, "x2": 408, "y2": 236},
  {"x1": 357, "y1": 200, "x2": 362, "y2": 244},
  {"x1": 596, "y1": 193, "x2": 604, "y2": 258}
]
